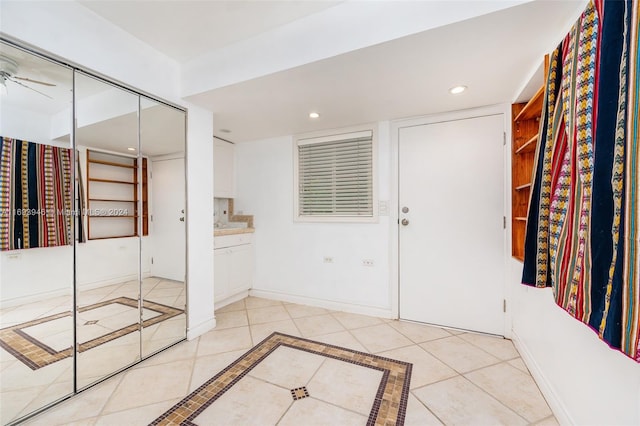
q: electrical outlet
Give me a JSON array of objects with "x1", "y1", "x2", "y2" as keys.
[
  {"x1": 323, "y1": 256, "x2": 334, "y2": 263},
  {"x1": 362, "y1": 259, "x2": 374, "y2": 267}
]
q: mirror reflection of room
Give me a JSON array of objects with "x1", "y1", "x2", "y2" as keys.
[
  {"x1": 0, "y1": 42, "x2": 75, "y2": 424},
  {"x1": 0, "y1": 41, "x2": 187, "y2": 424}
]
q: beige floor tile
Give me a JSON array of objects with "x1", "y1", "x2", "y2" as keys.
[
  {"x1": 23, "y1": 375, "x2": 122, "y2": 426},
  {"x1": 196, "y1": 326, "x2": 253, "y2": 357},
  {"x1": 508, "y1": 357, "x2": 530, "y2": 373},
  {"x1": 193, "y1": 375, "x2": 292, "y2": 425},
  {"x1": 102, "y1": 359, "x2": 193, "y2": 414},
  {"x1": 246, "y1": 305, "x2": 290, "y2": 325},
  {"x1": 465, "y1": 362, "x2": 552, "y2": 422},
  {"x1": 459, "y1": 332, "x2": 520, "y2": 360},
  {"x1": 0, "y1": 358, "x2": 71, "y2": 392},
  {"x1": 249, "y1": 346, "x2": 326, "y2": 389},
  {"x1": 312, "y1": 331, "x2": 368, "y2": 352},
  {"x1": 135, "y1": 337, "x2": 198, "y2": 368},
  {"x1": 404, "y1": 394, "x2": 443, "y2": 426},
  {"x1": 17, "y1": 381, "x2": 73, "y2": 419},
  {"x1": 2, "y1": 387, "x2": 47, "y2": 425},
  {"x1": 307, "y1": 358, "x2": 383, "y2": 415},
  {"x1": 244, "y1": 297, "x2": 282, "y2": 309},
  {"x1": 534, "y1": 415, "x2": 560, "y2": 426},
  {"x1": 94, "y1": 398, "x2": 181, "y2": 426},
  {"x1": 379, "y1": 345, "x2": 457, "y2": 389},
  {"x1": 278, "y1": 396, "x2": 367, "y2": 426},
  {"x1": 293, "y1": 314, "x2": 345, "y2": 337},
  {"x1": 413, "y1": 376, "x2": 527, "y2": 425},
  {"x1": 189, "y1": 349, "x2": 248, "y2": 393},
  {"x1": 388, "y1": 320, "x2": 452, "y2": 344},
  {"x1": 216, "y1": 299, "x2": 246, "y2": 313},
  {"x1": 350, "y1": 323, "x2": 413, "y2": 353},
  {"x1": 283, "y1": 303, "x2": 329, "y2": 319},
  {"x1": 331, "y1": 311, "x2": 384, "y2": 329},
  {"x1": 420, "y1": 336, "x2": 500, "y2": 373},
  {"x1": 249, "y1": 319, "x2": 301, "y2": 344},
  {"x1": 215, "y1": 310, "x2": 249, "y2": 330}
]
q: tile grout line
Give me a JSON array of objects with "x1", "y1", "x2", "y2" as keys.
[{"x1": 408, "y1": 388, "x2": 448, "y2": 425}]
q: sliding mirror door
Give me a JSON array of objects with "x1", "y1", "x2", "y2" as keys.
[
  {"x1": 139, "y1": 97, "x2": 186, "y2": 357},
  {"x1": 0, "y1": 42, "x2": 74, "y2": 424},
  {"x1": 74, "y1": 72, "x2": 141, "y2": 389}
]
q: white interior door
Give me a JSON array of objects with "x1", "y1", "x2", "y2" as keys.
[
  {"x1": 398, "y1": 114, "x2": 505, "y2": 335},
  {"x1": 150, "y1": 157, "x2": 186, "y2": 281}
]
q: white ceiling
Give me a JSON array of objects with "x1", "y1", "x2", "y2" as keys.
[
  {"x1": 184, "y1": 0, "x2": 584, "y2": 142},
  {"x1": 5, "y1": 0, "x2": 586, "y2": 145},
  {"x1": 79, "y1": 0, "x2": 341, "y2": 62}
]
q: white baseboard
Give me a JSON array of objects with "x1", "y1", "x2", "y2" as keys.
[
  {"x1": 249, "y1": 288, "x2": 394, "y2": 319},
  {"x1": 215, "y1": 290, "x2": 249, "y2": 312},
  {"x1": 0, "y1": 288, "x2": 70, "y2": 309},
  {"x1": 511, "y1": 330, "x2": 573, "y2": 425},
  {"x1": 187, "y1": 317, "x2": 217, "y2": 340}
]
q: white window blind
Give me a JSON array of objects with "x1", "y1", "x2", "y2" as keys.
[{"x1": 297, "y1": 130, "x2": 373, "y2": 217}]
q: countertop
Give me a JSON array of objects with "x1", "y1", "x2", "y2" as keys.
[{"x1": 214, "y1": 227, "x2": 255, "y2": 237}]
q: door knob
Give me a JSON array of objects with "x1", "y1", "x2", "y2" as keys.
[
  {"x1": 179, "y1": 217, "x2": 185, "y2": 222},
  {"x1": 402, "y1": 207, "x2": 409, "y2": 213},
  {"x1": 401, "y1": 218, "x2": 409, "y2": 226}
]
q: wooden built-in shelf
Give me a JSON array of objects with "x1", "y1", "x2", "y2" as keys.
[
  {"x1": 516, "y1": 134, "x2": 539, "y2": 154},
  {"x1": 511, "y1": 55, "x2": 549, "y2": 261},
  {"x1": 88, "y1": 178, "x2": 135, "y2": 185},
  {"x1": 515, "y1": 183, "x2": 532, "y2": 191},
  {"x1": 88, "y1": 159, "x2": 136, "y2": 169},
  {"x1": 88, "y1": 215, "x2": 136, "y2": 218},
  {"x1": 514, "y1": 86, "x2": 544, "y2": 122},
  {"x1": 89, "y1": 198, "x2": 135, "y2": 202},
  {"x1": 89, "y1": 235, "x2": 136, "y2": 240}
]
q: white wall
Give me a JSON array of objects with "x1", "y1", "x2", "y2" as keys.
[
  {"x1": 234, "y1": 122, "x2": 392, "y2": 316},
  {"x1": 1, "y1": 1, "x2": 215, "y2": 338},
  {"x1": 510, "y1": 261, "x2": 640, "y2": 425}
]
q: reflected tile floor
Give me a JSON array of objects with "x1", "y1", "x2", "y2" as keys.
[{"x1": 21, "y1": 297, "x2": 557, "y2": 426}]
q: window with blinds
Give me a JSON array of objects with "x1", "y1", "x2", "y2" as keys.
[{"x1": 295, "y1": 129, "x2": 375, "y2": 221}]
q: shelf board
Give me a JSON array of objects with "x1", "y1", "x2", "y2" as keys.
[
  {"x1": 515, "y1": 217, "x2": 528, "y2": 221},
  {"x1": 515, "y1": 182, "x2": 532, "y2": 191},
  {"x1": 88, "y1": 178, "x2": 135, "y2": 185},
  {"x1": 514, "y1": 86, "x2": 544, "y2": 122},
  {"x1": 88, "y1": 159, "x2": 136, "y2": 169},
  {"x1": 89, "y1": 235, "x2": 137, "y2": 240},
  {"x1": 89, "y1": 198, "x2": 135, "y2": 202},
  {"x1": 516, "y1": 133, "x2": 539, "y2": 154}
]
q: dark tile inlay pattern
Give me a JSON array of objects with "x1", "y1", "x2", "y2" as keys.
[
  {"x1": 290, "y1": 386, "x2": 309, "y2": 401},
  {"x1": 85, "y1": 320, "x2": 99, "y2": 326},
  {"x1": 0, "y1": 297, "x2": 183, "y2": 370},
  {"x1": 151, "y1": 332, "x2": 412, "y2": 426}
]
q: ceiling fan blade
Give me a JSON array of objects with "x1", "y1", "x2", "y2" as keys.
[
  {"x1": 7, "y1": 77, "x2": 53, "y2": 99},
  {"x1": 12, "y1": 76, "x2": 56, "y2": 87}
]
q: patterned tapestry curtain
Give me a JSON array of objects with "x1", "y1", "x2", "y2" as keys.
[
  {"x1": 522, "y1": 0, "x2": 639, "y2": 362},
  {"x1": 0, "y1": 137, "x2": 73, "y2": 251}
]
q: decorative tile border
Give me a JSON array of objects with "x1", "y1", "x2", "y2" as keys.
[
  {"x1": 151, "y1": 332, "x2": 412, "y2": 426},
  {"x1": 0, "y1": 297, "x2": 183, "y2": 370}
]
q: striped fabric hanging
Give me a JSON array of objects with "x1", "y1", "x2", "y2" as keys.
[
  {"x1": 0, "y1": 137, "x2": 73, "y2": 251},
  {"x1": 522, "y1": 0, "x2": 639, "y2": 362}
]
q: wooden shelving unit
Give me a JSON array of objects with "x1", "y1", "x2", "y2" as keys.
[
  {"x1": 86, "y1": 150, "x2": 148, "y2": 240},
  {"x1": 511, "y1": 56, "x2": 548, "y2": 261}
]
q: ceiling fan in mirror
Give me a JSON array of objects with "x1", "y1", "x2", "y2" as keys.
[{"x1": 0, "y1": 55, "x2": 56, "y2": 99}]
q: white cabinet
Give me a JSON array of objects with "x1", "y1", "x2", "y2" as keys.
[
  {"x1": 214, "y1": 138, "x2": 235, "y2": 198},
  {"x1": 214, "y1": 234, "x2": 253, "y2": 305}
]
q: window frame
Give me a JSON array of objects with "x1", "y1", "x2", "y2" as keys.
[{"x1": 293, "y1": 124, "x2": 378, "y2": 223}]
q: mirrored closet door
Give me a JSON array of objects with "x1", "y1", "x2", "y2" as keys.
[
  {"x1": 0, "y1": 42, "x2": 75, "y2": 424},
  {"x1": 0, "y1": 40, "x2": 187, "y2": 425}
]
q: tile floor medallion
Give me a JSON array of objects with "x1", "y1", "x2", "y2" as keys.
[
  {"x1": 151, "y1": 332, "x2": 413, "y2": 426},
  {"x1": 0, "y1": 297, "x2": 183, "y2": 370}
]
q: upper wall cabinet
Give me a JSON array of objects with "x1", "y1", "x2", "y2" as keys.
[{"x1": 214, "y1": 138, "x2": 235, "y2": 198}]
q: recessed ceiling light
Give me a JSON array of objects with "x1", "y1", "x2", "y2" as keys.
[
  {"x1": 309, "y1": 112, "x2": 320, "y2": 119},
  {"x1": 220, "y1": 128, "x2": 231, "y2": 133},
  {"x1": 127, "y1": 147, "x2": 136, "y2": 151},
  {"x1": 449, "y1": 85, "x2": 467, "y2": 95}
]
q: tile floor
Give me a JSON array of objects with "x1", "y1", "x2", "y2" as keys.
[
  {"x1": 0, "y1": 278, "x2": 186, "y2": 424},
  {"x1": 19, "y1": 297, "x2": 557, "y2": 426}
]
